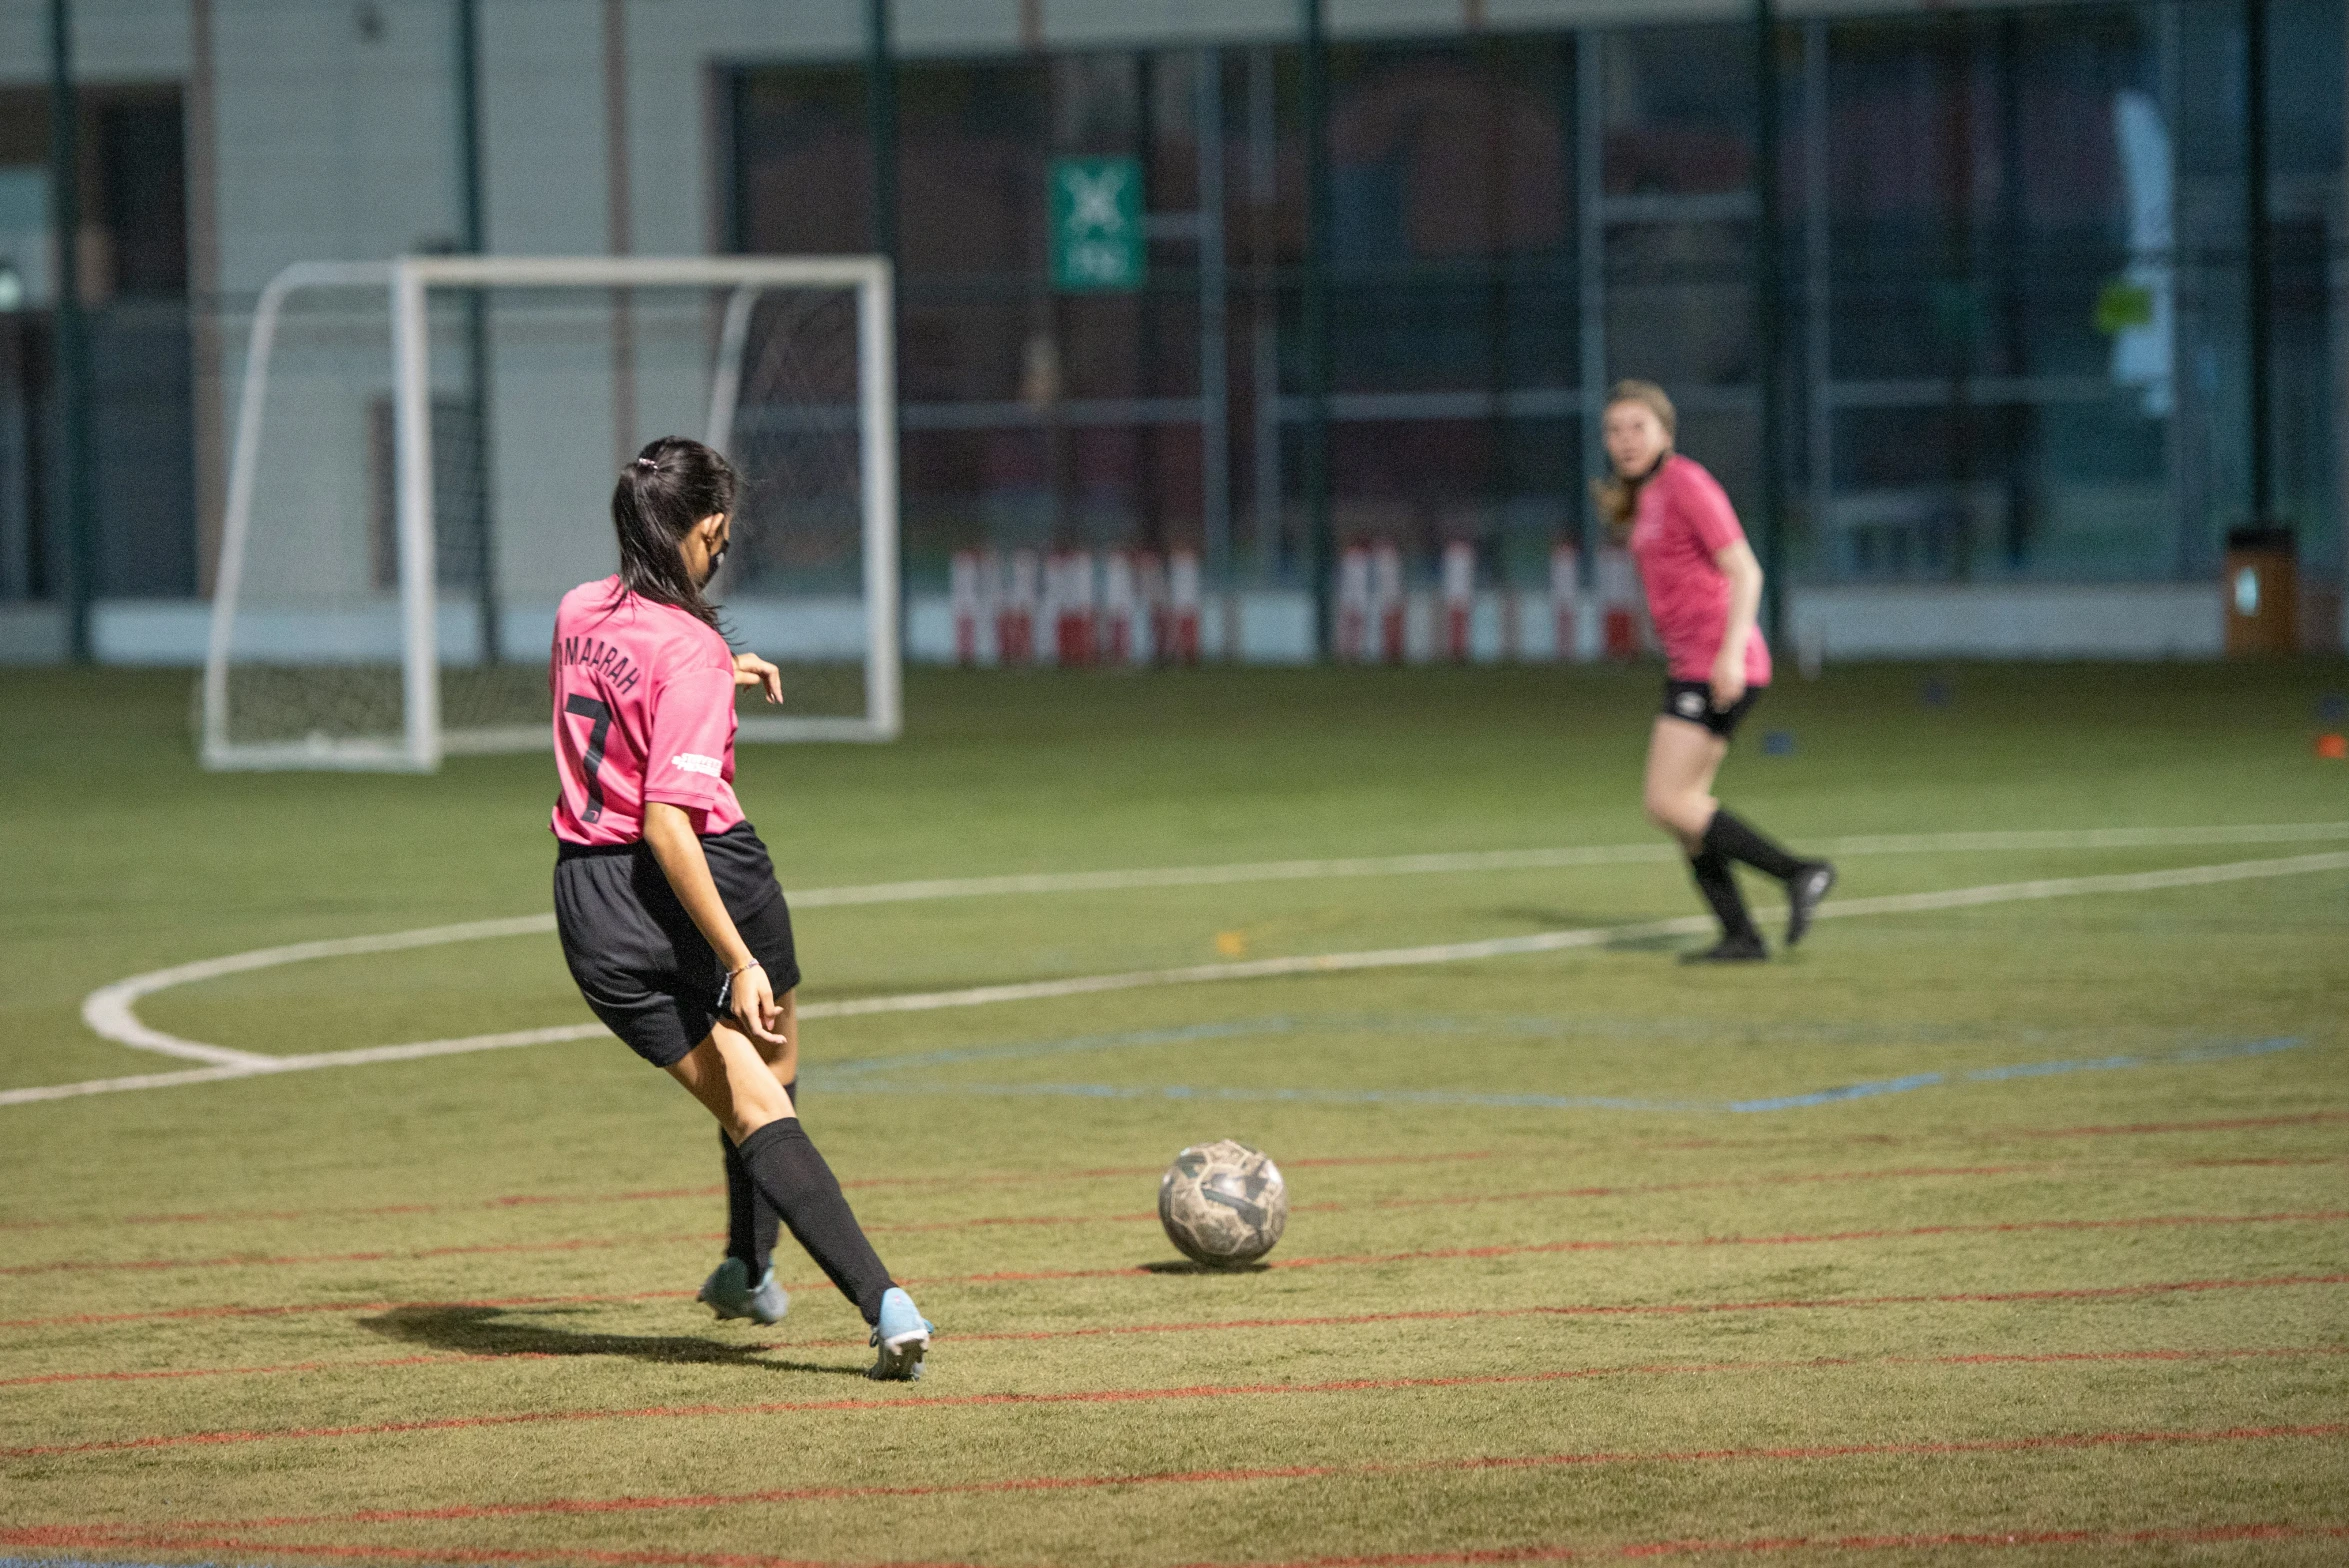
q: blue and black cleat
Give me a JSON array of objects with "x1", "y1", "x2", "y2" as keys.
[
  {"x1": 867, "y1": 1286, "x2": 934, "y2": 1381},
  {"x1": 698, "y1": 1257, "x2": 789, "y2": 1325}
]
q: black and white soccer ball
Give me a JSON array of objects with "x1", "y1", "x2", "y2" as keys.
[{"x1": 1158, "y1": 1139, "x2": 1288, "y2": 1267}]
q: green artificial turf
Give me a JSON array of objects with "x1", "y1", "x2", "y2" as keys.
[{"x1": 1, "y1": 659, "x2": 2346, "y2": 1566}]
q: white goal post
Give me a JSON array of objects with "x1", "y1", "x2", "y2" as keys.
[{"x1": 203, "y1": 254, "x2": 902, "y2": 772}]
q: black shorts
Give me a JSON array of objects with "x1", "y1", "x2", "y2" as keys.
[
  {"x1": 1662, "y1": 678, "x2": 1764, "y2": 740},
  {"x1": 553, "y1": 821, "x2": 803, "y2": 1069}
]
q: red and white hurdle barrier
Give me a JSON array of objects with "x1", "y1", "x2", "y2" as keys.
[
  {"x1": 1136, "y1": 553, "x2": 1167, "y2": 664},
  {"x1": 1163, "y1": 549, "x2": 1201, "y2": 664},
  {"x1": 1048, "y1": 550, "x2": 1097, "y2": 667},
  {"x1": 1101, "y1": 551, "x2": 1139, "y2": 665},
  {"x1": 998, "y1": 550, "x2": 1039, "y2": 666},
  {"x1": 1598, "y1": 544, "x2": 1642, "y2": 660},
  {"x1": 1336, "y1": 544, "x2": 1371, "y2": 662},
  {"x1": 1551, "y1": 541, "x2": 1580, "y2": 662},
  {"x1": 1372, "y1": 541, "x2": 1405, "y2": 664},
  {"x1": 951, "y1": 550, "x2": 990, "y2": 666},
  {"x1": 1441, "y1": 539, "x2": 1474, "y2": 662}
]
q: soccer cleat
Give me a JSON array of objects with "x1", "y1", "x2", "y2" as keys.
[
  {"x1": 1680, "y1": 933, "x2": 1769, "y2": 964},
  {"x1": 867, "y1": 1286, "x2": 934, "y2": 1381},
  {"x1": 698, "y1": 1257, "x2": 789, "y2": 1325},
  {"x1": 1785, "y1": 862, "x2": 1837, "y2": 947}
]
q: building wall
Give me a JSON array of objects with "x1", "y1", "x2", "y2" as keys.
[{"x1": 0, "y1": 0, "x2": 2341, "y2": 663}]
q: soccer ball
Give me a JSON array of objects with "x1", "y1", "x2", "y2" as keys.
[{"x1": 1158, "y1": 1139, "x2": 1288, "y2": 1267}]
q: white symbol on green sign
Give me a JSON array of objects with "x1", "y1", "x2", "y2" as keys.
[{"x1": 1050, "y1": 156, "x2": 1144, "y2": 293}]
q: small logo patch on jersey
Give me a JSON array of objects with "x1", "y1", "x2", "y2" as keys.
[
  {"x1": 670, "y1": 752, "x2": 722, "y2": 777},
  {"x1": 1675, "y1": 691, "x2": 1706, "y2": 717}
]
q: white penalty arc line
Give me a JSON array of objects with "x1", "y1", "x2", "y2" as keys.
[
  {"x1": 18, "y1": 845, "x2": 2348, "y2": 1109},
  {"x1": 74, "y1": 819, "x2": 2349, "y2": 1066}
]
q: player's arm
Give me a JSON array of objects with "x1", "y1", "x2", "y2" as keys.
[
  {"x1": 1710, "y1": 539, "x2": 1763, "y2": 709},
  {"x1": 642, "y1": 801, "x2": 787, "y2": 1045}
]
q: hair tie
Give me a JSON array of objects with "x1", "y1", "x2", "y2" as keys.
[{"x1": 633, "y1": 456, "x2": 659, "y2": 473}]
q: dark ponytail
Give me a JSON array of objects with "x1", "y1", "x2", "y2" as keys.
[{"x1": 609, "y1": 436, "x2": 739, "y2": 631}]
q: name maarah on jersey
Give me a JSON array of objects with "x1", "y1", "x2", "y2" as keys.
[
  {"x1": 558, "y1": 635, "x2": 642, "y2": 694},
  {"x1": 670, "y1": 752, "x2": 722, "y2": 777}
]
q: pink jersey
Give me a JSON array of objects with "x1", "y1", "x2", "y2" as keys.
[
  {"x1": 1627, "y1": 454, "x2": 1772, "y2": 687},
  {"x1": 548, "y1": 577, "x2": 744, "y2": 847}
]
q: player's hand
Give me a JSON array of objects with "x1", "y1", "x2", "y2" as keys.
[
  {"x1": 732, "y1": 652, "x2": 784, "y2": 705},
  {"x1": 729, "y1": 961, "x2": 788, "y2": 1047},
  {"x1": 1708, "y1": 653, "x2": 1746, "y2": 712}
]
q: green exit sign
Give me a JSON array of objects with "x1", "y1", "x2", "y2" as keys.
[{"x1": 1049, "y1": 156, "x2": 1145, "y2": 293}]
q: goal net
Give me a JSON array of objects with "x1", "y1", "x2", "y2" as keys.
[{"x1": 202, "y1": 255, "x2": 900, "y2": 771}]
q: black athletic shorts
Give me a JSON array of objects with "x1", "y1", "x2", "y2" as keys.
[
  {"x1": 553, "y1": 821, "x2": 803, "y2": 1069},
  {"x1": 1661, "y1": 678, "x2": 1764, "y2": 740}
]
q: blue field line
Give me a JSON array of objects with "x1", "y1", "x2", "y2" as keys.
[
  {"x1": 818, "y1": 1018, "x2": 1300, "y2": 1079},
  {"x1": 819, "y1": 1033, "x2": 2309, "y2": 1114},
  {"x1": 1724, "y1": 1072, "x2": 1948, "y2": 1112},
  {"x1": 837, "y1": 1079, "x2": 1701, "y2": 1112},
  {"x1": 1963, "y1": 1034, "x2": 2307, "y2": 1081},
  {"x1": 812, "y1": 1011, "x2": 2034, "y2": 1084}
]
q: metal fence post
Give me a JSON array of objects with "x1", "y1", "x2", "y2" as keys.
[
  {"x1": 2245, "y1": 0, "x2": 2271, "y2": 526},
  {"x1": 1301, "y1": 0, "x2": 1332, "y2": 658},
  {"x1": 455, "y1": 0, "x2": 500, "y2": 662},
  {"x1": 1754, "y1": 0, "x2": 1788, "y2": 644},
  {"x1": 49, "y1": 0, "x2": 95, "y2": 663}
]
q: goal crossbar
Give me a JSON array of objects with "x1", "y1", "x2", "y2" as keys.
[{"x1": 204, "y1": 254, "x2": 901, "y2": 772}]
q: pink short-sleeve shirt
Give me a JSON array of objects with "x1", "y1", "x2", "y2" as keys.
[
  {"x1": 1627, "y1": 454, "x2": 1772, "y2": 687},
  {"x1": 549, "y1": 578, "x2": 744, "y2": 846}
]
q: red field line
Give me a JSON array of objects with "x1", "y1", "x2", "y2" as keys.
[
  {"x1": 7, "y1": 1206, "x2": 2344, "y2": 1331},
  {"x1": 932, "y1": 1209, "x2": 2349, "y2": 1288},
  {"x1": 0, "y1": 1235, "x2": 659, "y2": 1278},
  {"x1": 13, "y1": 1160, "x2": 2344, "y2": 1276},
  {"x1": 0, "y1": 1188, "x2": 722, "y2": 1235},
  {"x1": 0, "y1": 1150, "x2": 1498, "y2": 1234},
  {"x1": 881, "y1": 1156, "x2": 2349, "y2": 1235},
  {"x1": 1640, "y1": 1107, "x2": 2349, "y2": 1153},
  {"x1": 16, "y1": 1521, "x2": 2349, "y2": 1568},
  {"x1": 0, "y1": 1524, "x2": 876, "y2": 1568},
  {"x1": 9, "y1": 1211, "x2": 2339, "y2": 1295},
  {"x1": 0, "y1": 1285, "x2": 697, "y2": 1331},
  {"x1": 2015, "y1": 1109, "x2": 2349, "y2": 1140},
  {"x1": 15, "y1": 1520, "x2": 2344, "y2": 1568},
  {"x1": 32, "y1": 1420, "x2": 2344, "y2": 1536},
  {"x1": 0, "y1": 1351, "x2": 501, "y2": 1388},
  {"x1": 19, "y1": 1331, "x2": 2334, "y2": 1396},
  {"x1": 1190, "y1": 1523, "x2": 2349, "y2": 1566},
  {"x1": 13, "y1": 1344, "x2": 2344, "y2": 1464},
  {"x1": 944, "y1": 1273, "x2": 2349, "y2": 1345}
]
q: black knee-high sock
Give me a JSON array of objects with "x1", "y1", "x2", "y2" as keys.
[
  {"x1": 1688, "y1": 847, "x2": 1760, "y2": 942},
  {"x1": 720, "y1": 1078, "x2": 795, "y2": 1274},
  {"x1": 734, "y1": 1117, "x2": 894, "y2": 1324},
  {"x1": 1705, "y1": 807, "x2": 1806, "y2": 882},
  {"x1": 719, "y1": 1132, "x2": 780, "y2": 1276}
]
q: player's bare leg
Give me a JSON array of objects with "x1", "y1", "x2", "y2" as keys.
[
  {"x1": 670, "y1": 1021, "x2": 795, "y2": 1139},
  {"x1": 1642, "y1": 715, "x2": 1727, "y2": 852}
]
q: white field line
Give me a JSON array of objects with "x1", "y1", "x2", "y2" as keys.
[
  {"x1": 77, "y1": 915, "x2": 553, "y2": 1067},
  {"x1": 799, "y1": 851, "x2": 2349, "y2": 1019},
  {"x1": 72, "y1": 820, "x2": 2349, "y2": 1065},
  {"x1": 13, "y1": 845, "x2": 2345, "y2": 1109}
]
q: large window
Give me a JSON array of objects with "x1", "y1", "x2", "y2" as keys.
[
  {"x1": 0, "y1": 85, "x2": 196, "y2": 604},
  {"x1": 729, "y1": 0, "x2": 2344, "y2": 598}
]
